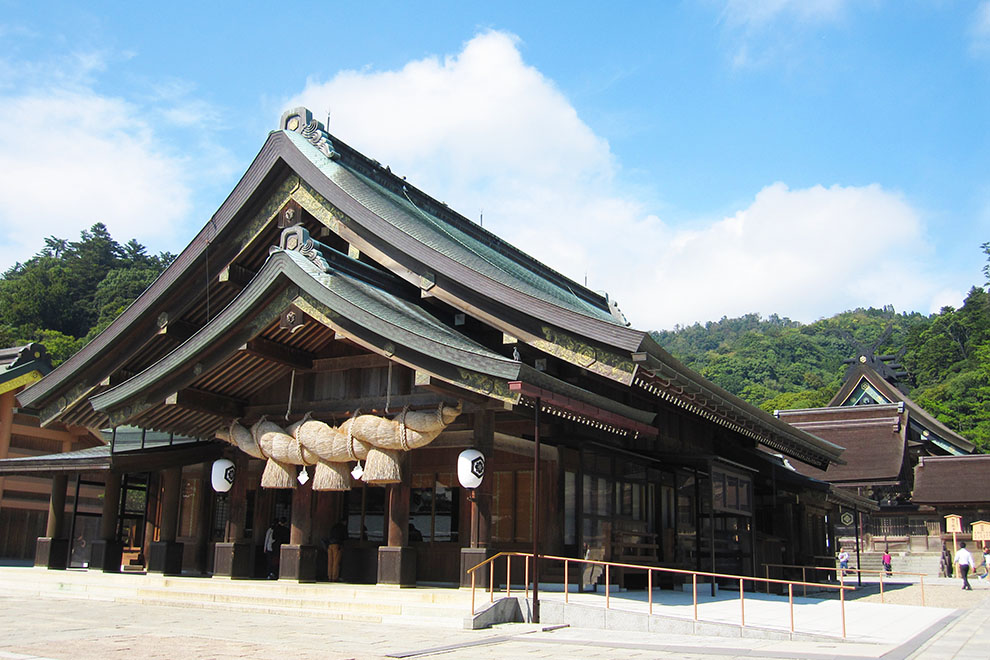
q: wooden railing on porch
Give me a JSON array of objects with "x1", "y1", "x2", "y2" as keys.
[{"x1": 466, "y1": 552, "x2": 853, "y2": 638}]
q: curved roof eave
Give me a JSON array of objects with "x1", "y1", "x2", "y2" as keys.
[
  {"x1": 90, "y1": 249, "x2": 525, "y2": 416},
  {"x1": 19, "y1": 133, "x2": 292, "y2": 410},
  {"x1": 277, "y1": 130, "x2": 650, "y2": 353},
  {"x1": 636, "y1": 334, "x2": 845, "y2": 469}
]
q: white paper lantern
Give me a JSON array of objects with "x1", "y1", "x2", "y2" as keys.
[
  {"x1": 211, "y1": 458, "x2": 235, "y2": 492},
  {"x1": 457, "y1": 449, "x2": 485, "y2": 489}
]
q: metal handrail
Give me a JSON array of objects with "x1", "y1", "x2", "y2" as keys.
[
  {"x1": 467, "y1": 552, "x2": 852, "y2": 638},
  {"x1": 762, "y1": 563, "x2": 927, "y2": 606}
]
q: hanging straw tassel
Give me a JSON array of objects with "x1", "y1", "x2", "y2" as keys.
[
  {"x1": 261, "y1": 458, "x2": 297, "y2": 489},
  {"x1": 363, "y1": 447, "x2": 402, "y2": 484},
  {"x1": 312, "y1": 460, "x2": 352, "y2": 491}
]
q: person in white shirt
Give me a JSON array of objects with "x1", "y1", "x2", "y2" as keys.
[{"x1": 954, "y1": 542, "x2": 975, "y2": 591}]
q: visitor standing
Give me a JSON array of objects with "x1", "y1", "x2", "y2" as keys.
[
  {"x1": 325, "y1": 519, "x2": 347, "y2": 582},
  {"x1": 838, "y1": 548, "x2": 849, "y2": 576},
  {"x1": 882, "y1": 550, "x2": 892, "y2": 576},
  {"x1": 955, "y1": 541, "x2": 975, "y2": 591},
  {"x1": 265, "y1": 517, "x2": 288, "y2": 579}
]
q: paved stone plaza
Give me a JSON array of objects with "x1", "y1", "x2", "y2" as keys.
[{"x1": 1, "y1": 582, "x2": 989, "y2": 660}]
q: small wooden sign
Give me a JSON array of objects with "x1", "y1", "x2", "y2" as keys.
[
  {"x1": 972, "y1": 521, "x2": 990, "y2": 542},
  {"x1": 945, "y1": 514, "x2": 963, "y2": 534}
]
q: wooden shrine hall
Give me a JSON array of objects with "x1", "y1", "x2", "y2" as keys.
[
  {"x1": 2, "y1": 107, "x2": 849, "y2": 586},
  {"x1": 777, "y1": 353, "x2": 975, "y2": 551}
]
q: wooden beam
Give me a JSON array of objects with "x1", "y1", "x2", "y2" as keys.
[
  {"x1": 10, "y1": 423, "x2": 77, "y2": 443},
  {"x1": 218, "y1": 262, "x2": 256, "y2": 289},
  {"x1": 243, "y1": 392, "x2": 442, "y2": 418},
  {"x1": 99, "y1": 369, "x2": 137, "y2": 388},
  {"x1": 238, "y1": 338, "x2": 313, "y2": 370},
  {"x1": 311, "y1": 354, "x2": 391, "y2": 372},
  {"x1": 164, "y1": 388, "x2": 245, "y2": 418},
  {"x1": 157, "y1": 318, "x2": 198, "y2": 344},
  {"x1": 414, "y1": 374, "x2": 492, "y2": 405}
]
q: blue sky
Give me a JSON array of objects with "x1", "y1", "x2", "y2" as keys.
[{"x1": 1, "y1": 1, "x2": 988, "y2": 329}]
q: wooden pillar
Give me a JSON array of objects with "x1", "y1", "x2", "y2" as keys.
[
  {"x1": 100, "y1": 473, "x2": 122, "y2": 540},
  {"x1": 475, "y1": 410, "x2": 495, "y2": 546},
  {"x1": 289, "y1": 481, "x2": 313, "y2": 545},
  {"x1": 90, "y1": 472, "x2": 123, "y2": 572},
  {"x1": 159, "y1": 467, "x2": 181, "y2": 542},
  {"x1": 226, "y1": 453, "x2": 248, "y2": 541},
  {"x1": 0, "y1": 390, "x2": 15, "y2": 509},
  {"x1": 35, "y1": 473, "x2": 70, "y2": 569},
  {"x1": 46, "y1": 474, "x2": 68, "y2": 537},
  {"x1": 143, "y1": 471, "x2": 160, "y2": 547},
  {"x1": 379, "y1": 454, "x2": 415, "y2": 586},
  {"x1": 387, "y1": 483, "x2": 410, "y2": 547},
  {"x1": 461, "y1": 410, "x2": 494, "y2": 586},
  {"x1": 280, "y1": 481, "x2": 317, "y2": 582},
  {"x1": 148, "y1": 467, "x2": 183, "y2": 574},
  {"x1": 213, "y1": 453, "x2": 254, "y2": 578},
  {"x1": 194, "y1": 467, "x2": 212, "y2": 574}
]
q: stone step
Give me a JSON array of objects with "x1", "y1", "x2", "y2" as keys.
[{"x1": 2, "y1": 567, "x2": 471, "y2": 627}]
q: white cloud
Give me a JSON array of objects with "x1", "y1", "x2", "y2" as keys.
[
  {"x1": 285, "y1": 31, "x2": 951, "y2": 330},
  {"x1": 970, "y1": 1, "x2": 990, "y2": 55},
  {"x1": 716, "y1": 0, "x2": 848, "y2": 69},
  {"x1": 0, "y1": 88, "x2": 192, "y2": 269},
  {"x1": 0, "y1": 51, "x2": 235, "y2": 271},
  {"x1": 720, "y1": 0, "x2": 847, "y2": 29}
]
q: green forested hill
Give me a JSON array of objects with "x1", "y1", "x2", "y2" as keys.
[
  {"x1": 0, "y1": 223, "x2": 174, "y2": 364},
  {"x1": 652, "y1": 259, "x2": 990, "y2": 452}
]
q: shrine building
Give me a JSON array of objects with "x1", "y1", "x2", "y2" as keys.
[
  {"x1": 1, "y1": 108, "x2": 853, "y2": 586},
  {"x1": 776, "y1": 352, "x2": 975, "y2": 552}
]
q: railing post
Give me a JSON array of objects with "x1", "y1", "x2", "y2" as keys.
[
  {"x1": 765, "y1": 564, "x2": 770, "y2": 594},
  {"x1": 693, "y1": 573, "x2": 698, "y2": 621},
  {"x1": 564, "y1": 559, "x2": 569, "y2": 603},
  {"x1": 841, "y1": 584, "x2": 847, "y2": 639},
  {"x1": 489, "y1": 557, "x2": 494, "y2": 603},
  {"x1": 525, "y1": 555, "x2": 530, "y2": 600},
  {"x1": 802, "y1": 567, "x2": 807, "y2": 597},
  {"x1": 879, "y1": 569, "x2": 884, "y2": 604},
  {"x1": 648, "y1": 568, "x2": 653, "y2": 615},
  {"x1": 739, "y1": 578, "x2": 745, "y2": 627},
  {"x1": 506, "y1": 554, "x2": 511, "y2": 598},
  {"x1": 471, "y1": 572, "x2": 476, "y2": 615},
  {"x1": 920, "y1": 575, "x2": 925, "y2": 607},
  {"x1": 605, "y1": 564, "x2": 610, "y2": 609},
  {"x1": 788, "y1": 583, "x2": 794, "y2": 632}
]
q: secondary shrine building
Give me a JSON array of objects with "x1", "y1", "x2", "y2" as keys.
[{"x1": 2, "y1": 108, "x2": 854, "y2": 586}]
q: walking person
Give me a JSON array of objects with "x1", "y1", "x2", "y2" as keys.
[
  {"x1": 955, "y1": 541, "x2": 975, "y2": 590},
  {"x1": 838, "y1": 548, "x2": 850, "y2": 577},
  {"x1": 882, "y1": 549, "x2": 892, "y2": 576}
]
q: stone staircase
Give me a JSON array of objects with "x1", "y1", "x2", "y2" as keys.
[
  {"x1": 840, "y1": 551, "x2": 944, "y2": 576},
  {"x1": 0, "y1": 566, "x2": 472, "y2": 628}
]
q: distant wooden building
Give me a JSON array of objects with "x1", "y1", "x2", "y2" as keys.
[
  {"x1": 2, "y1": 108, "x2": 848, "y2": 585},
  {"x1": 913, "y1": 454, "x2": 990, "y2": 546},
  {"x1": 777, "y1": 355, "x2": 975, "y2": 551},
  {"x1": 0, "y1": 344, "x2": 102, "y2": 561}
]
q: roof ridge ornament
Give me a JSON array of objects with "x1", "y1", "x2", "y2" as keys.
[
  {"x1": 279, "y1": 107, "x2": 340, "y2": 160},
  {"x1": 275, "y1": 226, "x2": 331, "y2": 273}
]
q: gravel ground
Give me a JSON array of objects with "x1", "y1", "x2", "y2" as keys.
[{"x1": 832, "y1": 578, "x2": 990, "y2": 608}]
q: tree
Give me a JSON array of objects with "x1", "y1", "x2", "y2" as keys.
[{"x1": 0, "y1": 224, "x2": 173, "y2": 365}]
